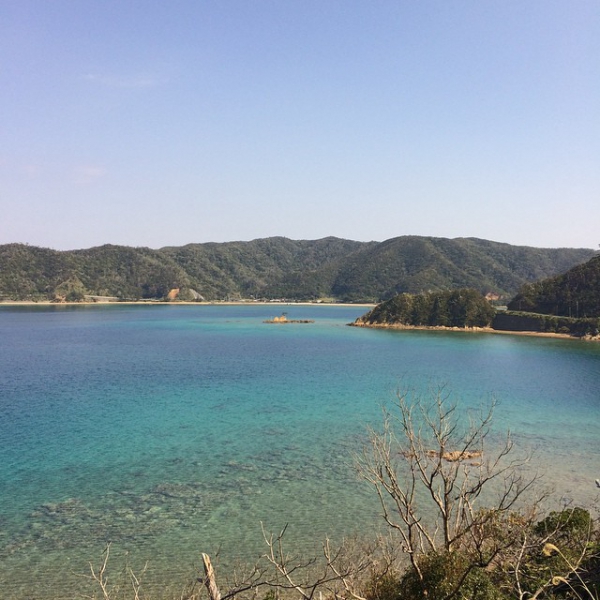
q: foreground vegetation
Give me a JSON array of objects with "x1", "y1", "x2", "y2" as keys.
[
  {"x1": 0, "y1": 237, "x2": 594, "y2": 303},
  {"x1": 84, "y1": 390, "x2": 599, "y2": 600}
]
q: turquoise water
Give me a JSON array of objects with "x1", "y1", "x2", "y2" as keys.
[{"x1": 0, "y1": 304, "x2": 599, "y2": 598}]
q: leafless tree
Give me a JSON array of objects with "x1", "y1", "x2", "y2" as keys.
[
  {"x1": 356, "y1": 386, "x2": 544, "y2": 589},
  {"x1": 83, "y1": 543, "x2": 148, "y2": 600},
  {"x1": 193, "y1": 524, "x2": 402, "y2": 600}
]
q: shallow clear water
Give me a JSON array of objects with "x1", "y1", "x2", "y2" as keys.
[{"x1": 0, "y1": 304, "x2": 599, "y2": 598}]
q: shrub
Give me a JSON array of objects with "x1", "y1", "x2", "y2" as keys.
[
  {"x1": 399, "y1": 552, "x2": 506, "y2": 600},
  {"x1": 364, "y1": 571, "x2": 403, "y2": 600},
  {"x1": 535, "y1": 508, "x2": 592, "y2": 540}
]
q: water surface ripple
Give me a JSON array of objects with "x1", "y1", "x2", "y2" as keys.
[{"x1": 0, "y1": 305, "x2": 598, "y2": 598}]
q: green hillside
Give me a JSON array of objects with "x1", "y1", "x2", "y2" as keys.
[
  {"x1": 0, "y1": 243, "x2": 190, "y2": 301},
  {"x1": 508, "y1": 253, "x2": 600, "y2": 317},
  {"x1": 330, "y1": 236, "x2": 595, "y2": 302},
  {"x1": 353, "y1": 288, "x2": 496, "y2": 328},
  {"x1": 0, "y1": 237, "x2": 594, "y2": 302},
  {"x1": 159, "y1": 236, "x2": 369, "y2": 300}
]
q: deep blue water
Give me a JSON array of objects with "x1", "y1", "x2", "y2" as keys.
[{"x1": 0, "y1": 304, "x2": 599, "y2": 598}]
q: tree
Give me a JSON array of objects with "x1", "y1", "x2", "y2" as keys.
[
  {"x1": 429, "y1": 295, "x2": 449, "y2": 327},
  {"x1": 356, "y1": 386, "x2": 543, "y2": 600},
  {"x1": 502, "y1": 507, "x2": 599, "y2": 600}
]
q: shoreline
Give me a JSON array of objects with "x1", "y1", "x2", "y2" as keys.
[
  {"x1": 0, "y1": 300, "x2": 376, "y2": 308},
  {"x1": 349, "y1": 321, "x2": 600, "y2": 342},
  {"x1": 2, "y1": 301, "x2": 597, "y2": 341}
]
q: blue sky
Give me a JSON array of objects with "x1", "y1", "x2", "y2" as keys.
[{"x1": 1, "y1": 1, "x2": 599, "y2": 250}]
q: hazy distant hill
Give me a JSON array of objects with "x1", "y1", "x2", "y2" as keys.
[
  {"x1": 159, "y1": 236, "x2": 371, "y2": 300},
  {"x1": 0, "y1": 244, "x2": 190, "y2": 301},
  {"x1": 508, "y1": 253, "x2": 600, "y2": 318},
  {"x1": 0, "y1": 237, "x2": 594, "y2": 302}
]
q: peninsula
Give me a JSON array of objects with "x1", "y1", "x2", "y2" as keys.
[{"x1": 351, "y1": 254, "x2": 600, "y2": 340}]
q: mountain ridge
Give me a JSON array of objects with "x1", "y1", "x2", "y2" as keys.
[{"x1": 0, "y1": 236, "x2": 595, "y2": 303}]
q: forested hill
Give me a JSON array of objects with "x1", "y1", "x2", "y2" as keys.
[
  {"x1": 508, "y1": 253, "x2": 600, "y2": 317},
  {"x1": 0, "y1": 236, "x2": 595, "y2": 303}
]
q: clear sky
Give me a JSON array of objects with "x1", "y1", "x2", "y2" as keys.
[{"x1": 1, "y1": 1, "x2": 599, "y2": 250}]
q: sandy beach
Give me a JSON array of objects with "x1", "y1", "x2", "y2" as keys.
[{"x1": 0, "y1": 299, "x2": 376, "y2": 308}]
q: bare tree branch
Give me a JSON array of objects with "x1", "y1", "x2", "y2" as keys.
[{"x1": 356, "y1": 386, "x2": 543, "y2": 597}]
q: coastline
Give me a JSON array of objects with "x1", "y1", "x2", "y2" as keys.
[
  {"x1": 0, "y1": 300, "x2": 376, "y2": 308},
  {"x1": 349, "y1": 321, "x2": 600, "y2": 342},
  {"x1": 3, "y1": 301, "x2": 596, "y2": 341}
]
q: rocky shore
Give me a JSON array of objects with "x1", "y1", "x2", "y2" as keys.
[{"x1": 349, "y1": 320, "x2": 600, "y2": 342}]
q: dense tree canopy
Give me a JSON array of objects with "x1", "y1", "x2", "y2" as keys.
[
  {"x1": 0, "y1": 237, "x2": 594, "y2": 303},
  {"x1": 508, "y1": 254, "x2": 600, "y2": 318},
  {"x1": 355, "y1": 289, "x2": 496, "y2": 328}
]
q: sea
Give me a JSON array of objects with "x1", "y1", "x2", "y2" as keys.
[{"x1": 0, "y1": 304, "x2": 599, "y2": 599}]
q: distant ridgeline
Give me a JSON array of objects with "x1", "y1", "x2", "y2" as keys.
[
  {"x1": 353, "y1": 254, "x2": 600, "y2": 338},
  {"x1": 0, "y1": 237, "x2": 595, "y2": 303}
]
